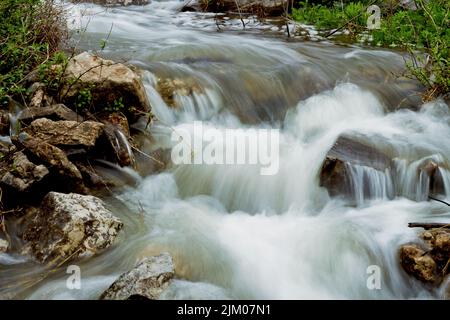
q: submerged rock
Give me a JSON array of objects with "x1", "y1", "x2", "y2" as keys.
[
  {"x1": 22, "y1": 192, "x2": 123, "y2": 263},
  {"x1": 25, "y1": 118, "x2": 104, "y2": 148},
  {"x1": 100, "y1": 253, "x2": 174, "y2": 300},
  {"x1": 19, "y1": 104, "x2": 81, "y2": 124},
  {"x1": 156, "y1": 78, "x2": 203, "y2": 108},
  {"x1": 61, "y1": 52, "x2": 150, "y2": 118}
]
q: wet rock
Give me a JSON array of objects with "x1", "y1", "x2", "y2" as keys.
[
  {"x1": 62, "y1": 52, "x2": 150, "y2": 118},
  {"x1": 0, "y1": 111, "x2": 10, "y2": 135},
  {"x1": 100, "y1": 112, "x2": 130, "y2": 137},
  {"x1": 102, "y1": 125, "x2": 135, "y2": 167},
  {"x1": 74, "y1": 161, "x2": 107, "y2": 189},
  {"x1": 100, "y1": 253, "x2": 174, "y2": 300},
  {"x1": 12, "y1": 132, "x2": 83, "y2": 181},
  {"x1": 25, "y1": 118, "x2": 104, "y2": 148},
  {"x1": 421, "y1": 229, "x2": 450, "y2": 271},
  {"x1": 156, "y1": 78, "x2": 203, "y2": 108},
  {"x1": 19, "y1": 104, "x2": 81, "y2": 124},
  {"x1": 418, "y1": 159, "x2": 446, "y2": 196},
  {"x1": 22, "y1": 192, "x2": 123, "y2": 263},
  {"x1": 400, "y1": 244, "x2": 437, "y2": 283},
  {"x1": 71, "y1": 0, "x2": 150, "y2": 6},
  {"x1": 0, "y1": 152, "x2": 49, "y2": 193},
  {"x1": 0, "y1": 239, "x2": 8, "y2": 253},
  {"x1": 186, "y1": 0, "x2": 288, "y2": 16},
  {"x1": 319, "y1": 135, "x2": 391, "y2": 196}
]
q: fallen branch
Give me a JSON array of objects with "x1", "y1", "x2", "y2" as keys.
[
  {"x1": 408, "y1": 222, "x2": 450, "y2": 230},
  {"x1": 428, "y1": 195, "x2": 450, "y2": 206}
]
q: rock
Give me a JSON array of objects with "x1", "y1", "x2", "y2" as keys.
[
  {"x1": 25, "y1": 118, "x2": 104, "y2": 148},
  {"x1": 62, "y1": 52, "x2": 150, "y2": 118},
  {"x1": 71, "y1": 0, "x2": 150, "y2": 6},
  {"x1": 400, "y1": 244, "x2": 437, "y2": 283},
  {"x1": 0, "y1": 111, "x2": 10, "y2": 135},
  {"x1": 22, "y1": 192, "x2": 123, "y2": 263},
  {"x1": 418, "y1": 159, "x2": 446, "y2": 196},
  {"x1": 189, "y1": 0, "x2": 288, "y2": 16},
  {"x1": 74, "y1": 161, "x2": 107, "y2": 189},
  {"x1": 100, "y1": 253, "x2": 174, "y2": 300},
  {"x1": 319, "y1": 135, "x2": 391, "y2": 197},
  {"x1": 0, "y1": 239, "x2": 8, "y2": 253},
  {"x1": 422, "y1": 229, "x2": 450, "y2": 271},
  {"x1": 19, "y1": 104, "x2": 81, "y2": 124},
  {"x1": 156, "y1": 78, "x2": 203, "y2": 108},
  {"x1": 28, "y1": 83, "x2": 55, "y2": 108},
  {"x1": 12, "y1": 132, "x2": 83, "y2": 181},
  {"x1": 100, "y1": 112, "x2": 130, "y2": 137},
  {"x1": 0, "y1": 151, "x2": 49, "y2": 193},
  {"x1": 102, "y1": 125, "x2": 135, "y2": 167}
]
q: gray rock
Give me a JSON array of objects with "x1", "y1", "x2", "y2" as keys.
[
  {"x1": 100, "y1": 253, "x2": 174, "y2": 300},
  {"x1": 22, "y1": 192, "x2": 123, "y2": 263},
  {"x1": 12, "y1": 132, "x2": 83, "y2": 181},
  {"x1": 19, "y1": 104, "x2": 82, "y2": 124},
  {"x1": 25, "y1": 118, "x2": 104, "y2": 148},
  {"x1": 0, "y1": 151, "x2": 49, "y2": 193}
]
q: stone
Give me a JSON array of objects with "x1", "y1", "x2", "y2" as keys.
[
  {"x1": 12, "y1": 132, "x2": 82, "y2": 181},
  {"x1": 319, "y1": 135, "x2": 391, "y2": 196},
  {"x1": 71, "y1": 0, "x2": 150, "y2": 6},
  {"x1": 0, "y1": 111, "x2": 10, "y2": 135},
  {"x1": 19, "y1": 104, "x2": 81, "y2": 124},
  {"x1": 0, "y1": 239, "x2": 8, "y2": 253},
  {"x1": 102, "y1": 125, "x2": 135, "y2": 167},
  {"x1": 422, "y1": 229, "x2": 450, "y2": 271},
  {"x1": 156, "y1": 78, "x2": 203, "y2": 108},
  {"x1": 418, "y1": 159, "x2": 446, "y2": 196},
  {"x1": 185, "y1": 0, "x2": 288, "y2": 16},
  {"x1": 25, "y1": 118, "x2": 104, "y2": 148},
  {"x1": 62, "y1": 52, "x2": 150, "y2": 117},
  {"x1": 28, "y1": 83, "x2": 55, "y2": 108},
  {"x1": 100, "y1": 253, "x2": 174, "y2": 300},
  {"x1": 22, "y1": 192, "x2": 123, "y2": 263},
  {"x1": 400, "y1": 244, "x2": 437, "y2": 283},
  {"x1": 0, "y1": 151, "x2": 49, "y2": 193}
]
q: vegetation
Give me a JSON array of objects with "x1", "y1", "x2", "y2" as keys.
[
  {"x1": 292, "y1": 0, "x2": 450, "y2": 99},
  {"x1": 0, "y1": 0, "x2": 68, "y2": 108}
]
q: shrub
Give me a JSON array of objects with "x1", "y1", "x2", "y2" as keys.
[{"x1": 0, "y1": 0, "x2": 68, "y2": 108}]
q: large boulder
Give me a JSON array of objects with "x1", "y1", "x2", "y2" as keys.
[
  {"x1": 22, "y1": 192, "x2": 123, "y2": 263},
  {"x1": 100, "y1": 253, "x2": 174, "y2": 300},
  {"x1": 0, "y1": 151, "x2": 49, "y2": 193},
  {"x1": 319, "y1": 135, "x2": 391, "y2": 197},
  {"x1": 24, "y1": 118, "x2": 104, "y2": 148},
  {"x1": 19, "y1": 104, "x2": 81, "y2": 124},
  {"x1": 61, "y1": 52, "x2": 150, "y2": 118}
]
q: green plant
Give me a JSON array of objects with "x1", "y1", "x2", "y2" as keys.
[
  {"x1": 0, "y1": 0, "x2": 67, "y2": 108},
  {"x1": 74, "y1": 86, "x2": 93, "y2": 112}
]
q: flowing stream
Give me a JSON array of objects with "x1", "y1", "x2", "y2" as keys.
[{"x1": 1, "y1": 1, "x2": 450, "y2": 299}]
